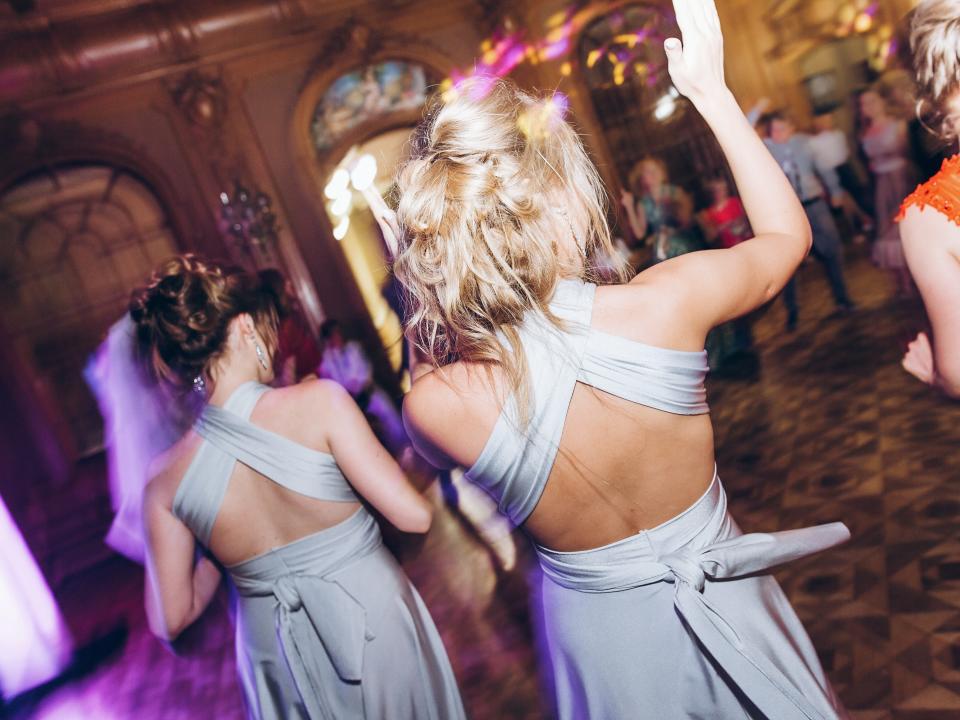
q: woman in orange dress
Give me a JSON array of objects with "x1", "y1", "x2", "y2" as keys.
[{"x1": 897, "y1": 0, "x2": 960, "y2": 398}]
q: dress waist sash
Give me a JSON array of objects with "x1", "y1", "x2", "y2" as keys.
[
  {"x1": 536, "y1": 474, "x2": 850, "y2": 720},
  {"x1": 229, "y1": 508, "x2": 382, "y2": 720}
]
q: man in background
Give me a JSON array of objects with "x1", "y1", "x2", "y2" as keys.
[{"x1": 763, "y1": 111, "x2": 856, "y2": 331}]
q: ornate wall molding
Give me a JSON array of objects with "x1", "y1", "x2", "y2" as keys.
[
  {"x1": 0, "y1": 113, "x2": 195, "y2": 251},
  {"x1": 0, "y1": 0, "x2": 313, "y2": 106},
  {"x1": 168, "y1": 69, "x2": 229, "y2": 132},
  {"x1": 292, "y1": 28, "x2": 453, "y2": 182}
]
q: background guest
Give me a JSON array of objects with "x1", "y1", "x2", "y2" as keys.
[
  {"x1": 700, "y1": 176, "x2": 754, "y2": 356},
  {"x1": 700, "y1": 175, "x2": 751, "y2": 249},
  {"x1": 898, "y1": 0, "x2": 960, "y2": 397},
  {"x1": 258, "y1": 268, "x2": 322, "y2": 385},
  {"x1": 762, "y1": 111, "x2": 856, "y2": 330},
  {"x1": 318, "y1": 319, "x2": 408, "y2": 453},
  {"x1": 880, "y1": 67, "x2": 953, "y2": 182},
  {"x1": 620, "y1": 156, "x2": 703, "y2": 263},
  {"x1": 810, "y1": 108, "x2": 874, "y2": 240},
  {"x1": 859, "y1": 86, "x2": 917, "y2": 296}
]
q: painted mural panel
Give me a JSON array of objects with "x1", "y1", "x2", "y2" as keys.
[{"x1": 311, "y1": 61, "x2": 429, "y2": 152}]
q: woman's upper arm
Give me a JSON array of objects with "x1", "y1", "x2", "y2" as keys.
[
  {"x1": 142, "y1": 482, "x2": 199, "y2": 638},
  {"x1": 401, "y1": 382, "x2": 459, "y2": 471},
  {"x1": 901, "y1": 206, "x2": 960, "y2": 389},
  {"x1": 637, "y1": 230, "x2": 807, "y2": 333},
  {"x1": 321, "y1": 381, "x2": 432, "y2": 532}
]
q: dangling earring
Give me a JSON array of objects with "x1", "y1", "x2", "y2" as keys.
[
  {"x1": 192, "y1": 375, "x2": 206, "y2": 394},
  {"x1": 254, "y1": 341, "x2": 268, "y2": 371}
]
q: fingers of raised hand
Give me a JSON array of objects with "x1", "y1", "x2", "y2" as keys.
[
  {"x1": 689, "y1": 0, "x2": 712, "y2": 35},
  {"x1": 674, "y1": 0, "x2": 720, "y2": 40},
  {"x1": 703, "y1": 0, "x2": 721, "y2": 32},
  {"x1": 908, "y1": 333, "x2": 930, "y2": 354},
  {"x1": 901, "y1": 353, "x2": 926, "y2": 379}
]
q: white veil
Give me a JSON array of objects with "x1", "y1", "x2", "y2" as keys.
[{"x1": 85, "y1": 314, "x2": 194, "y2": 563}]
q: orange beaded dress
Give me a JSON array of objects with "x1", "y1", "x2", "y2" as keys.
[{"x1": 897, "y1": 154, "x2": 960, "y2": 226}]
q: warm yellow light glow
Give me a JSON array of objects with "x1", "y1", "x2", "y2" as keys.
[
  {"x1": 613, "y1": 63, "x2": 625, "y2": 86},
  {"x1": 546, "y1": 10, "x2": 567, "y2": 28},
  {"x1": 333, "y1": 215, "x2": 350, "y2": 240},
  {"x1": 350, "y1": 154, "x2": 377, "y2": 191},
  {"x1": 586, "y1": 49, "x2": 602, "y2": 68},
  {"x1": 323, "y1": 168, "x2": 350, "y2": 200},
  {"x1": 654, "y1": 94, "x2": 677, "y2": 121},
  {"x1": 546, "y1": 26, "x2": 567, "y2": 44},
  {"x1": 330, "y1": 188, "x2": 352, "y2": 216},
  {"x1": 560, "y1": 61, "x2": 572, "y2": 76},
  {"x1": 880, "y1": 38, "x2": 892, "y2": 60},
  {"x1": 854, "y1": 11, "x2": 873, "y2": 33}
]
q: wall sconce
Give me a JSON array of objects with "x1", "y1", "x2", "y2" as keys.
[{"x1": 324, "y1": 152, "x2": 378, "y2": 242}]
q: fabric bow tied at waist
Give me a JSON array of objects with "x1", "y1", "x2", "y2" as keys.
[
  {"x1": 271, "y1": 573, "x2": 372, "y2": 681},
  {"x1": 233, "y1": 570, "x2": 374, "y2": 720},
  {"x1": 539, "y1": 521, "x2": 851, "y2": 720}
]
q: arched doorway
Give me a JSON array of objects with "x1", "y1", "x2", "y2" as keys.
[
  {"x1": 0, "y1": 163, "x2": 179, "y2": 459},
  {"x1": 308, "y1": 59, "x2": 436, "y2": 378},
  {"x1": 324, "y1": 127, "x2": 415, "y2": 373}
]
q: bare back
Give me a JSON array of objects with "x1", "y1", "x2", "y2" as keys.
[
  {"x1": 152, "y1": 382, "x2": 360, "y2": 567},
  {"x1": 405, "y1": 274, "x2": 716, "y2": 552}
]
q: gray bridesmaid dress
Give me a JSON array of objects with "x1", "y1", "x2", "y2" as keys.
[
  {"x1": 465, "y1": 278, "x2": 849, "y2": 719},
  {"x1": 172, "y1": 381, "x2": 466, "y2": 720}
]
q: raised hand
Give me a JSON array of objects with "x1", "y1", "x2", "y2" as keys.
[
  {"x1": 664, "y1": 0, "x2": 726, "y2": 108},
  {"x1": 902, "y1": 332, "x2": 935, "y2": 385},
  {"x1": 359, "y1": 185, "x2": 401, "y2": 259}
]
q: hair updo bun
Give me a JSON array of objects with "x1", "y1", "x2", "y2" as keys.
[
  {"x1": 129, "y1": 255, "x2": 285, "y2": 389},
  {"x1": 394, "y1": 76, "x2": 630, "y2": 422}
]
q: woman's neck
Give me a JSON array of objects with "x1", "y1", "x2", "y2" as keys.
[{"x1": 207, "y1": 365, "x2": 262, "y2": 407}]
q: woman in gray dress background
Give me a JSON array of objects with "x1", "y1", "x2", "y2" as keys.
[
  {"x1": 131, "y1": 255, "x2": 465, "y2": 719},
  {"x1": 859, "y1": 86, "x2": 917, "y2": 296},
  {"x1": 365, "y1": 0, "x2": 850, "y2": 716}
]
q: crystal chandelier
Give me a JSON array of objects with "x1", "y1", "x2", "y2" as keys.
[{"x1": 218, "y1": 183, "x2": 278, "y2": 264}]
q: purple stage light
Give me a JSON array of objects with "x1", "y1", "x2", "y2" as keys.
[{"x1": 0, "y1": 494, "x2": 72, "y2": 699}]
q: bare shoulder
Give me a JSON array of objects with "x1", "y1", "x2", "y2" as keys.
[
  {"x1": 255, "y1": 379, "x2": 357, "y2": 453},
  {"x1": 403, "y1": 361, "x2": 503, "y2": 469},
  {"x1": 404, "y1": 362, "x2": 499, "y2": 426},
  {"x1": 593, "y1": 263, "x2": 703, "y2": 350},
  {"x1": 281, "y1": 377, "x2": 353, "y2": 410},
  {"x1": 144, "y1": 432, "x2": 200, "y2": 510},
  {"x1": 902, "y1": 205, "x2": 960, "y2": 256}
]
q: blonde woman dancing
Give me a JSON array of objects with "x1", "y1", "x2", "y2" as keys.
[{"x1": 363, "y1": 1, "x2": 852, "y2": 717}]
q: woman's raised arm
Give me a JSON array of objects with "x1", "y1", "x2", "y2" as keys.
[{"x1": 636, "y1": 0, "x2": 810, "y2": 333}]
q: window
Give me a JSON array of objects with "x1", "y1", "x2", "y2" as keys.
[
  {"x1": 0, "y1": 165, "x2": 178, "y2": 455},
  {"x1": 578, "y1": 3, "x2": 726, "y2": 197}
]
